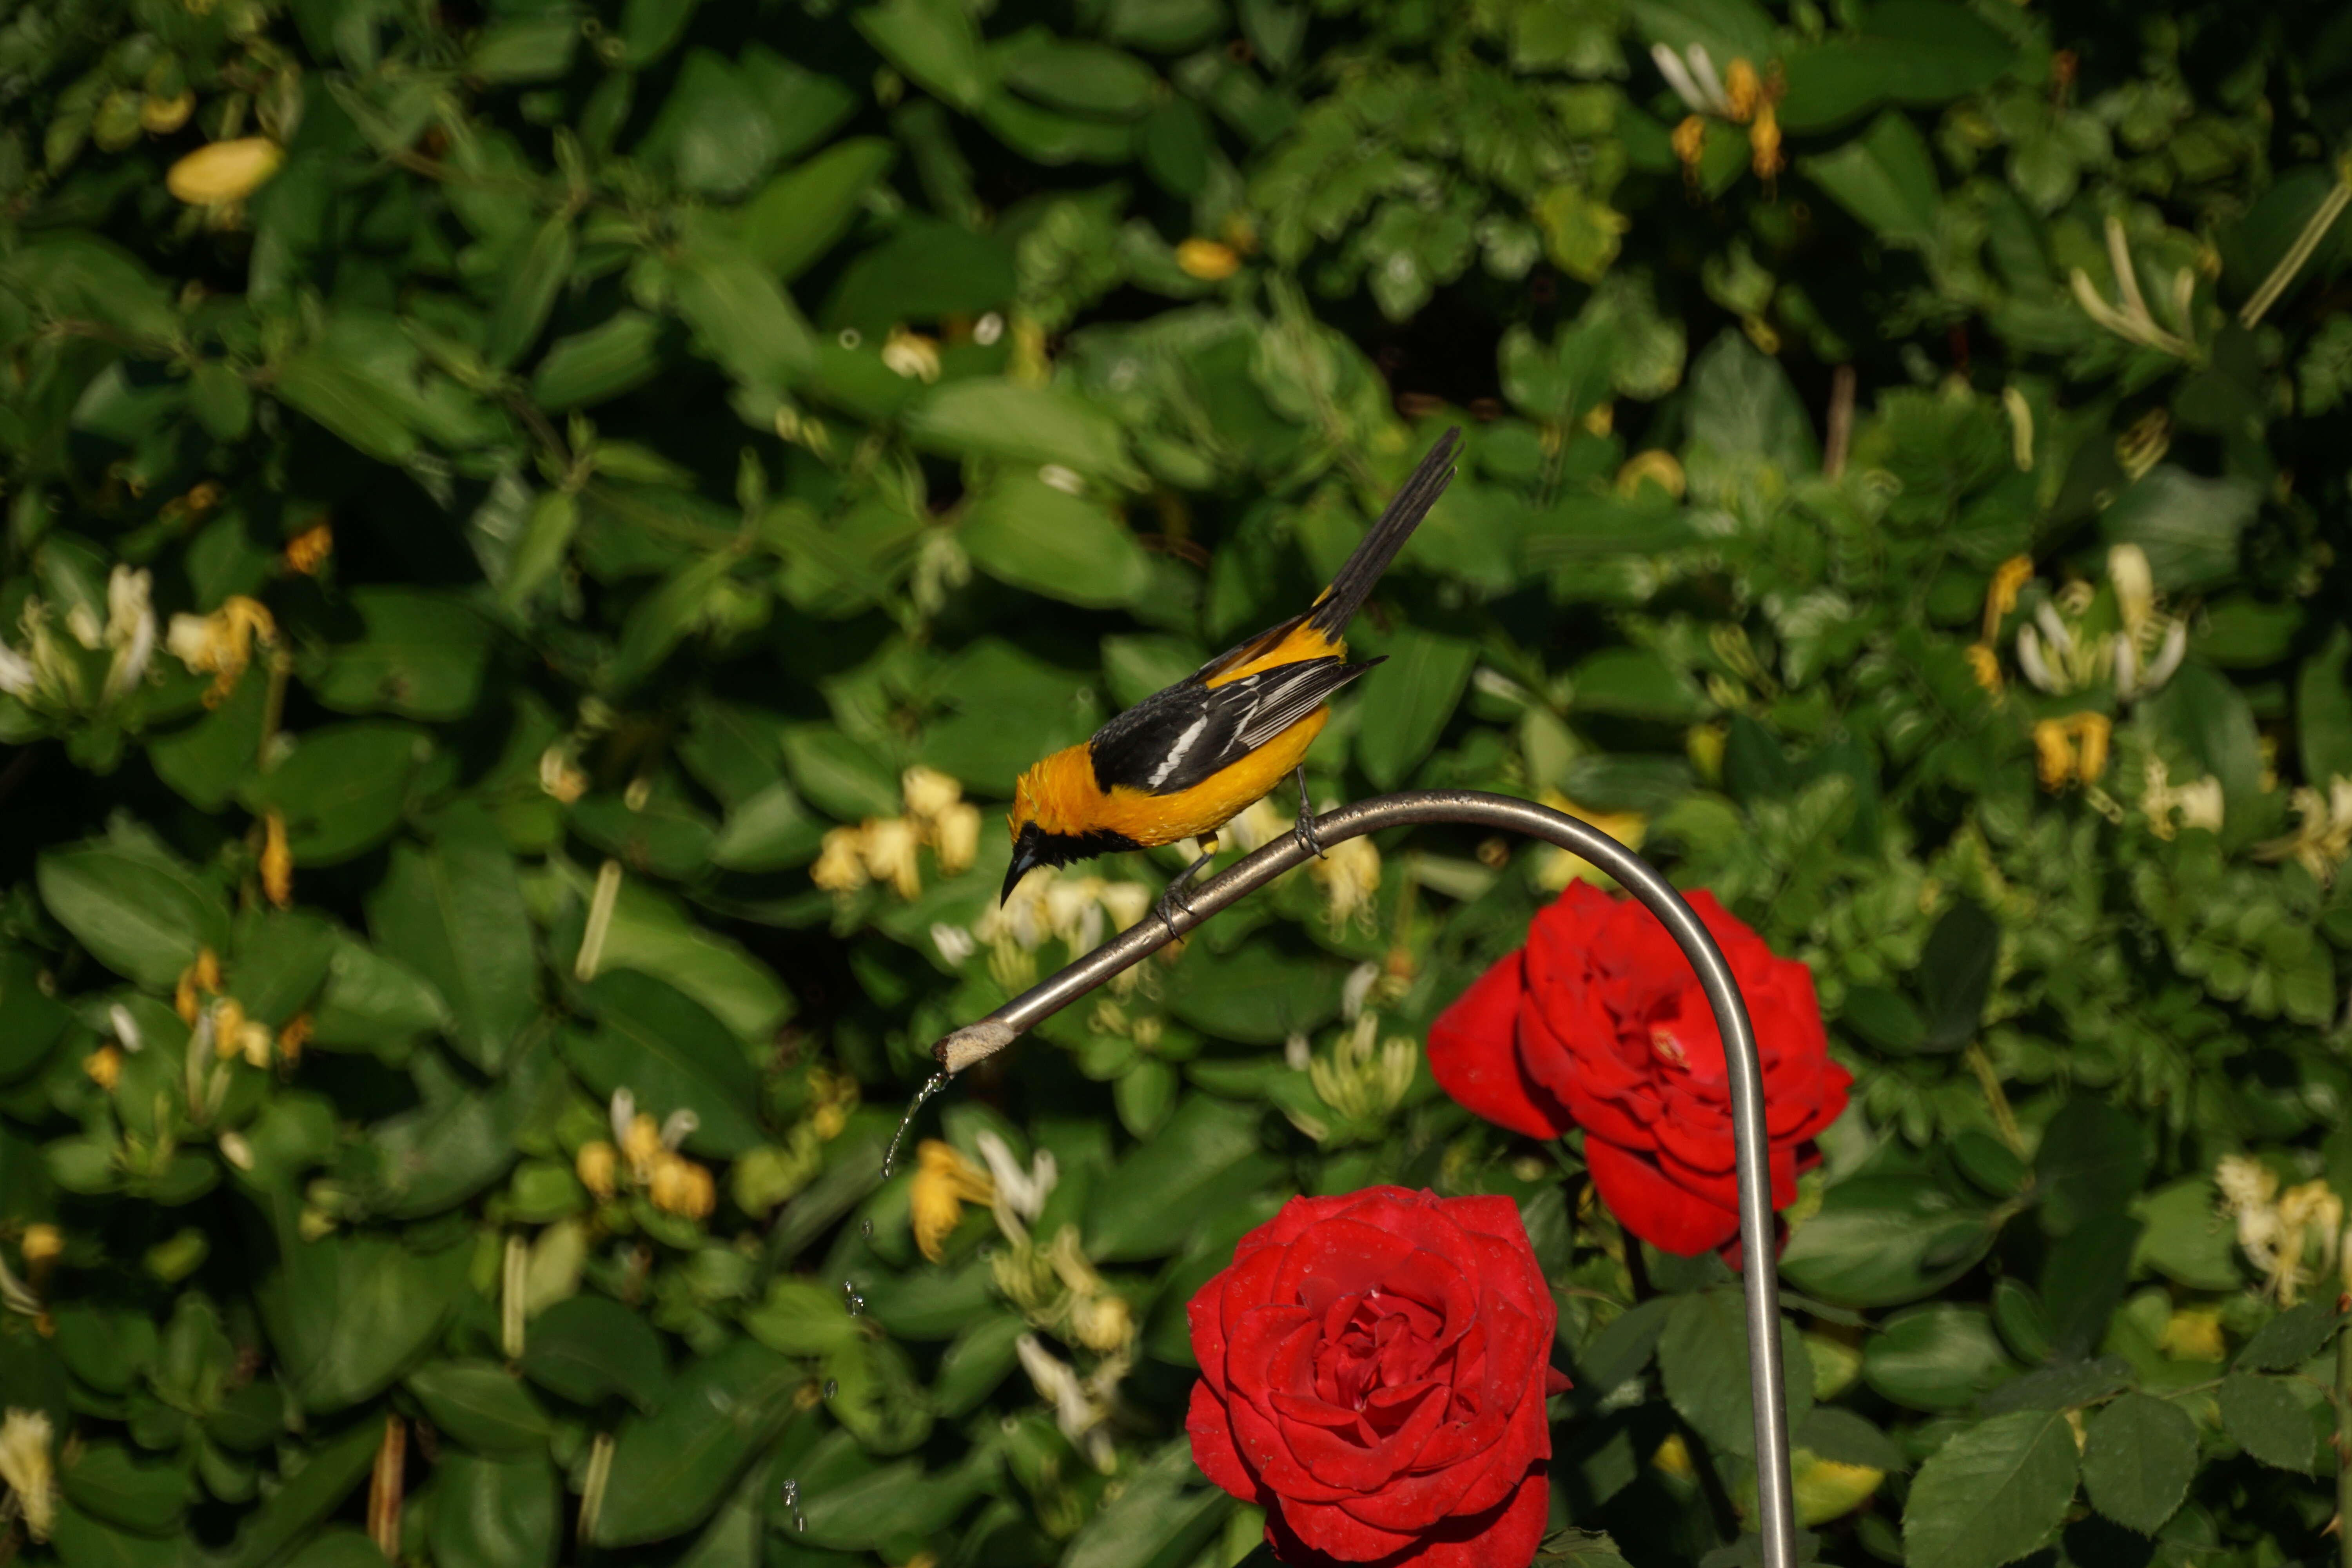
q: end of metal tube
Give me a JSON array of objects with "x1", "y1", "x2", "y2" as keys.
[{"x1": 935, "y1": 1018, "x2": 1019, "y2": 1075}]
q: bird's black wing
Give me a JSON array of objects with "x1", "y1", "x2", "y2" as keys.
[{"x1": 1088, "y1": 658, "x2": 1381, "y2": 796}]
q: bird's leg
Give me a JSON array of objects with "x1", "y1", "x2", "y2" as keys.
[
  {"x1": 1291, "y1": 766, "x2": 1325, "y2": 860},
  {"x1": 1154, "y1": 835, "x2": 1218, "y2": 938}
]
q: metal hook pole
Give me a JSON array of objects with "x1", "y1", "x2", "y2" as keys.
[{"x1": 932, "y1": 788, "x2": 1796, "y2": 1568}]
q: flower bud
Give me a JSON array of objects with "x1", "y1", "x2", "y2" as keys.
[
  {"x1": 166, "y1": 138, "x2": 284, "y2": 206},
  {"x1": 575, "y1": 1141, "x2": 618, "y2": 1200}
]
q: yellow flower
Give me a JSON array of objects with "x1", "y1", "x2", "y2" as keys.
[
  {"x1": 576, "y1": 1141, "x2": 618, "y2": 1200},
  {"x1": 166, "y1": 596, "x2": 275, "y2": 708},
  {"x1": 1535, "y1": 791, "x2": 1647, "y2": 888},
  {"x1": 2071, "y1": 712, "x2": 2110, "y2": 784},
  {"x1": 2158, "y1": 1307, "x2": 2226, "y2": 1362},
  {"x1": 621, "y1": 1112, "x2": 663, "y2": 1183},
  {"x1": 176, "y1": 946, "x2": 222, "y2": 1023},
  {"x1": 1964, "y1": 642, "x2": 2003, "y2": 694},
  {"x1": 141, "y1": 92, "x2": 194, "y2": 135},
  {"x1": 1615, "y1": 449, "x2": 1686, "y2": 499},
  {"x1": 647, "y1": 1151, "x2": 716, "y2": 1219},
  {"x1": 1671, "y1": 115, "x2": 1708, "y2": 179},
  {"x1": 880, "y1": 328, "x2": 942, "y2": 383},
  {"x1": 901, "y1": 766, "x2": 963, "y2": 823},
  {"x1": 910, "y1": 1140, "x2": 997, "y2": 1263},
  {"x1": 212, "y1": 998, "x2": 272, "y2": 1067},
  {"x1": 1309, "y1": 835, "x2": 1381, "y2": 931},
  {"x1": 1069, "y1": 1287, "x2": 1134, "y2": 1354},
  {"x1": 277, "y1": 1013, "x2": 310, "y2": 1066},
  {"x1": 811, "y1": 825, "x2": 870, "y2": 893},
  {"x1": 1984, "y1": 555, "x2": 2034, "y2": 641},
  {"x1": 1724, "y1": 58, "x2": 1762, "y2": 122},
  {"x1": 18, "y1": 1227, "x2": 62, "y2": 1268},
  {"x1": 1652, "y1": 1431, "x2": 1695, "y2": 1481},
  {"x1": 261, "y1": 809, "x2": 292, "y2": 908},
  {"x1": 83, "y1": 1046, "x2": 123, "y2": 1091},
  {"x1": 283, "y1": 521, "x2": 333, "y2": 575},
  {"x1": 860, "y1": 817, "x2": 923, "y2": 900},
  {"x1": 1175, "y1": 239, "x2": 1241, "y2": 281},
  {"x1": 0, "y1": 1407, "x2": 55, "y2": 1543},
  {"x1": 2031, "y1": 719, "x2": 2074, "y2": 791},
  {"x1": 165, "y1": 138, "x2": 283, "y2": 205},
  {"x1": 933, "y1": 802, "x2": 980, "y2": 875},
  {"x1": 1748, "y1": 103, "x2": 1783, "y2": 180}
]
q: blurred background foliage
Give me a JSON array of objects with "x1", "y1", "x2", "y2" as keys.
[{"x1": 1, "y1": 0, "x2": 2350, "y2": 1564}]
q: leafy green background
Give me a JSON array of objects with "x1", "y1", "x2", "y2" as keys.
[{"x1": 2, "y1": 0, "x2": 2350, "y2": 1566}]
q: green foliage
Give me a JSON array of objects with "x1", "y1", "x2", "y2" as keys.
[{"x1": 1, "y1": 0, "x2": 2350, "y2": 1566}]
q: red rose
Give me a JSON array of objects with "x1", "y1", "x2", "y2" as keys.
[
  {"x1": 1427, "y1": 883, "x2": 1849, "y2": 1257},
  {"x1": 1187, "y1": 1187, "x2": 1572, "y2": 1568}
]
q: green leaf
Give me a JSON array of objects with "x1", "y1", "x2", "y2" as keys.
[
  {"x1": 2081, "y1": 1392, "x2": 2198, "y2": 1535},
  {"x1": 0, "y1": 946, "x2": 76, "y2": 1083},
  {"x1": 2295, "y1": 626, "x2": 2352, "y2": 786},
  {"x1": 1657, "y1": 1289, "x2": 1812, "y2": 1457},
  {"x1": 2131, "y1": 1176, "x2": 2241, "y2": 1291},
  {"x1": 533, "y1": 312, "x2": 668, "y2": 410},
  {"x1": 606, "y1": 552, "x2": 742, "y2": 691},
  {"x1": 500, "y1": 491, "x2": 581, "y2": 612},
  {"x1": 310, "y1": 933, "x2": 448, "y2": 1050},
  {"x1": 1917, "y1": 896, "x2": 1998, "y2": 1051},
  {"x1": 1686, "y1": 329, "x2": 1819, "y2": 474},
  {"x1": 740, "y1": 139, "x2": 897, "y2": 281},
  {"x1": 590, "y1": 1339, "x2": 802, "y2": 1546},
  {"x1": 781, "y1": 726, "x2": 902, "y2": 820},
  {"x1": 408, "y1": 1360, "x2": 556, "y2": 1453},
  {"x1": 904, "y1": 381, "x2": 1138, "y2": 481},
  {"x1": 365, "y1": 812, "x2": 537, "y2": 1071},
  {"x1": 217, "y1": 1415, "x2": 386, "y2": 1568},
  {"x1": 1569, "y1": 647, "x2": 1708, "y2": 722},
  {"x1": 1799, "y1": 111, "x2": 1941, "y2": 250},
  {"x1": 1862, "y1": 1305, "x2": 2016, "y2": 1413},
  {"x1": 2236, "y1": 1301, "x2": 2341, "y2": 1372},
  {"x1": 60, "y1": 1443, "x2": 194, "y2": 1536},
  {"x1": 854, "y1": 0, "x2": 993, "y2": 110},
  {"x1": 1779, "y1": 1176, "x2": 1998, "y2": 1308},
  {"x1": 710, "y1": 782, "x2": 826, "y2": 871},
  {"x1": 670, "y1": 240, "x2": 817, "y2": 392},
  {"x1": 486, "y1": 214, "x2": 576, "y2": 369},
  {"x1": 1000, "y1": 38, "x2": 1158, "y2": 118},
  {"x1": 1901, "y1": 1409, "x2": 2079, "y2": 1568},
  {"x1": 520, "y1": 1293, "x2": 671, "y2": 1411},
  {"x1": 1354, "y1": 626, "x2": 1479, "y2": 790},
  {"x1": 427, "y1": 1452, "x2": 559, "y2": 1568},
  {"x1": 148, "y1": 675, "x2": 268, "y2": 811},
  {"x1": 641, "y1": 50, "x2": 779, "y2": 196},
  {"x1": 2217, "y1": 1371, "x2": 2316, "y2": 1472},
  {"x1": 270, "y1": 352, "x2": 419, "y2": 462},
  {"x1": 932, "y1": 1312, "x2": 1027, "y2": 1417},
  {"x1": 1164, "y1": 941, "x2": 1345, "y2": 1045},
  {"x1": 244, "y1": 722, "x2": 428, "y2": 864},
  {"x1": 309, "y1": 588, "x2": 493, "y2": 722},
  {"x1": 822, "y1": 1335, "x2": 935, "y2": 1455},
  {"x1": 563, "y1": 970, "x2": 763, "y2": 1156},
  {"x1": 570, "y1": 878, "x2": 790, "y2": 1044},
  {"x1": 2034, "y1": 1098, "x2": 2150, "y2": 1236},
  {"x1": 960, "y1": 471, "x2": 1152, "y2": 608},
  {"x1": 468, "y1": 16, "x2": 576, "y2": 81},
  {"x1": 37, "y1": 837, "x2": 227, "y2": 988},
  {"x1": 257, "y1": 1235, "x2": 469, "y2": 1413},
  {"x1": 743, "y1": 1278, "x2": 867, "y2": 1357},
  {"x1": 2098, "y1": 466, "x2": 2259, "y2": 593},
  {"x1": 1062, "y1": 1437, "x2": 1230, "y2": 1568},
  {"x1": 1797, "y1": 1407, "x2": 1908, "y2": 1473},
  {"x1": 51, "y1": 1506, "x2": 190, "y2": 1568},
  {"x1": 1085, "y1": 1093, "x2": 1285, "y2": 1261}
]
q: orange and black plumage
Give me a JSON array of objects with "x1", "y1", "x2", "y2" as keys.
[{"x1": 1003, "y1": 428, "x2": 1463, "y2": 911}]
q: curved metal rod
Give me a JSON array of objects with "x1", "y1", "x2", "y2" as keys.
[{"x1": 931, "y1": 788, "x2": 1795, "y2": 1568}]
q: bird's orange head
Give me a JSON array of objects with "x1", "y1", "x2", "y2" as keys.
[{"x1": 1002, "y1": 746, "x2": 1142, "y2": 904}]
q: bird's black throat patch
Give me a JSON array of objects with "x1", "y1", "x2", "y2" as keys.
[{"x1": 1025, "y1": 827, "x2": 1145, "y2": 867}]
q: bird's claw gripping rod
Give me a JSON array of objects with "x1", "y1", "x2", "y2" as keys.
[{"x1": 931, "y1": 787, "x2": 1797, "y2": 1568}]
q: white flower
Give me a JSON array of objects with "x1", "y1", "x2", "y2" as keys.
[
  {"x1": 1038, "y1": 465, "x2": 1084, "y2": 496},
  {"x1": 608, "y1": 1087, "x2": 637, "y2": 1147},
  {"x1": 975, "y1": 1129, "x2": 1057, "y2": 1224},
  {"x1": 1341, "y1": 961, "x2": 1380, "y2": 1023},
  {"x1": 658, "y1": 1109, "x2": 699, "y2": 1150},
  {"x1": 0, "y1": 644, "x2": 33, "y2": 699},
  {"x1": 931, "y1": 922, "x2": 977, "y2": 965},
  {"x1": 1014, "y1": 1334, "x2": 1119, "y2": 1474},
  {"x1": 0, "y1": 1408, "x2": 55, "y2": 1543},
  {"x1": 102, "y1": 566, "x2": 156, "y2": 702},
  {"x1": 1652, "y1": 42, "x2": 1735, "y2": 118}
]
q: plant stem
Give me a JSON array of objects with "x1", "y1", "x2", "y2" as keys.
[
  {"x1": 2242, "y1": 175, "x2": 2352, "y2": 328},
  {"x1": 2337, "y1": 1306, "x2": 2352, "y2": 1568},
  {"x1": 1964, "y1": 1042, "x2": 2025, "y2": 1156}
]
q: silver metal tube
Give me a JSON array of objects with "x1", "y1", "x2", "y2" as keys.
[{"x1": 932, "y1": 788, "x2": 1796, "y2": 1568}]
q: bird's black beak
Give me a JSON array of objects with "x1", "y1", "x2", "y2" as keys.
[{"x1": 1002, "y1": 824, "x2": 1044, "y2": 905}]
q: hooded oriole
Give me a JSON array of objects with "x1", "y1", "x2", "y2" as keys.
[{"x1": 1002, "y1": 428, "x2": 1463, "y2": 917}]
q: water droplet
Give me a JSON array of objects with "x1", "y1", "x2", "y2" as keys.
[
  {"x1": 780, "y1": 1478, "x2": 806, "y2": 1534},
  {"x1": 823, "y1": 1378, "x2": 838, "y2": 1399},
  {"x1": 880, "y1": 1071, "x2": 949, "y2": 1180},
  {"x1": 859, "y1": 1218, "x2": 874, "y2": 1239},
  {"x1": 843, "y1": 1279, "x2": 865, "y2": 1316}
]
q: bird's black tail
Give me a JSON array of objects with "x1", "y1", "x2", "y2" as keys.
[{"x1": 1305, "y1": 427, "x2": 1463, "y2": 640}]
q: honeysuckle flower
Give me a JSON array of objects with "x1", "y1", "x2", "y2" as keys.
[
  {"x1": 932, "y1": 802, "x2": 980, "y2": 873},
  {"x1": 857, "y1": 817, "x2": 920, "y2": 900},
  {"x1": 18, "y1": 1228, "x2": 61, "y2": 1269},
  {"x1": 107, "y1": 1004, "x2": 142, "y2": 1053},
  {"x1": 83, "y1": 1045, "x2": 123, "y2": 1090},
  {"x1": 1616, "y1": 449, "x2": 1688, "y2": 499},
  {"x1": 2070, "y1": 216, "x2": 2198, "y2": 359},
  {"x1": 166, "y1": 138, "x2": 283, "y2": 205},
  {"x1": 1341, "y1": 960, "x2": 1380, "y2": 1022},
  {"x1": 2158, "y1": 1306, "x2": 2226, "y2": 1362},
  {"x1": 880, "y1": 328, "x2": 942, "y2": 383},
  {"x1": 931, "y1": 922, "x2": 976, "y2": 966},
  {"x1": 141, "y1": 92, "x2": 193, "y2": 134},
  {"x1": 1306, "y1": 1012, "x2": 1419, "y2": 1125},
  {"x1": 1015, "y1": 1333, "x2": 1123, "y2": 1474},
  {"x1": 0, "y1": 642, "x2": 34, "y2": 700},
  {"x1": 2031, "y1": 713, "x2": 2110, "y2": 790},
  {"x1": 166, "y1": 595, "x2": 275, "y2": 708},
  {"x1": 901, "y1": 766, "x2": 962, "y2": 822},
  {"x1": 1653, "y1": 42, "x2": 1735, "y2": 118},
  {"x1": 1984, "y1": 555, "x2": 2034, "y2": 641},
  {"x1": 620, "y1": 1113, "x2": 662, "y2": 1183},
  {"x1": 576, "y1": 1141, "x2": 618, "y2": 1200},
  {"x1": 2253, "y1": 775, "x2": 2352, "y2": 886},
  {"x1": 1175, "y1": 238, "x2": 1241, "y2": 280},
  {"x1": 2143, "y1": 756, "x2": 2225, "y2": 839},
  {"x1": 101, "y1": 566, "x2": 156, "y2": 702},
  {"x1": 811, "y1": 825, "x2": 867, "y2": 892},
  {"x1": 0, "y1": 1408, "x2": 55, "y2": 1543},
  {"x1": 277, "y1": 1014, "x2": 310, "y2": 1065},
  {"x1": 1965, "y1": 643, "x2": 2003, "y2": 695},
  {"x1": 1309, "y1": 832, "x2": 1381, "y2": 931},
  {"x1": 217, "y1": 1129, "x2": 254, "y2": 1171},
  {"x1": 538, "y1": 745, "x2": 588, "y2": 803},
  {"x1": 646, "y1": 1150, "x2": 716, "y2": 1219},
  {"x1": 283, "y1": 521, "x2": 333, "y2": 574},
  {"x1": 973, "y1": 1129, "x2": 1057, "y2": 1226},
  {"x1": 910, "y1": 1140, "x2": 997, "y2": 1263},
  {"x1": 261, "y1": 810, "x2": 292, "y2": 908},
  {"x1": 175, "y1": 946, "x2": 223, "y2": 1024}
]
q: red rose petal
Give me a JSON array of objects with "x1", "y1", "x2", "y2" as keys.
[
  {"x1": 1187, "y1": 1377, "x2": 1257, "y2": 1498},
  {"x1": 1427, "y1": 952, "x2": 1570, "y2": 1139},
  {"x1": 1586, "y1": 1136, "x2": 1742, "y2": 1255}
]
